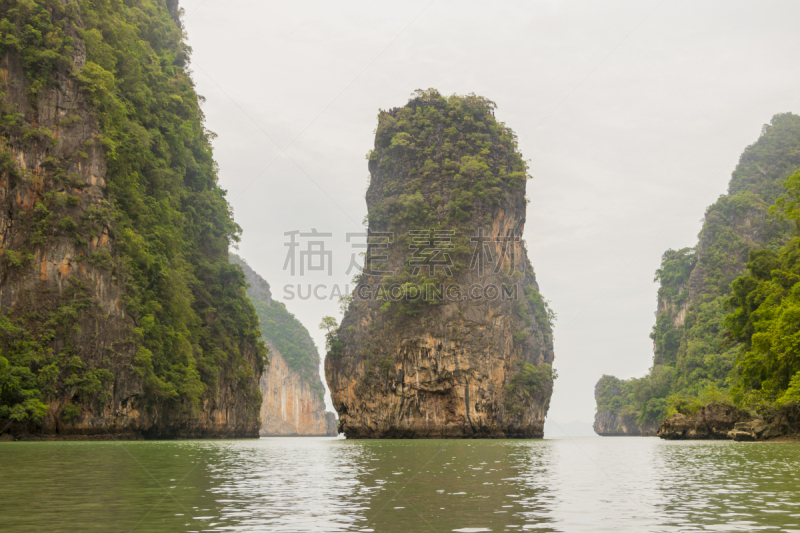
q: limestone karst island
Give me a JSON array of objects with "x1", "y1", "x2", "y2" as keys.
[
  {"x1": 325, "y1": 91, "x2": 555, "y2": 438},
  {"x1": 2, "y1": 0, "x2": 800, "y2": 532}
]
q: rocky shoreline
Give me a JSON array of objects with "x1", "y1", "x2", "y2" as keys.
[
  {"x1": 657, "y1": 403, "x2": 800, "y2": 442},
  {"x1": 0, "y1": 427, "x2": 266, "y2": 441}
]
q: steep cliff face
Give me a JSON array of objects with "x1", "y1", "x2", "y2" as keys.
[
  {"x1": 593, "y1": 376, "x2": 657, "y2": 436},
  {"x1": 651, "y1": 248, "x2": 697, "y2": 366},
  {"x1": 326, "y1": 90, "x2": 555, "y2": 439},
  {"x1": 593, "y1": 410, "x2": 657, "y2": 436},
  {"x1": 231, "y1": 255, "x2": 337, "y2": 436},
  {"x1": 594, "y1": 113, "x2": 800, "y2": 435},
  {"x1": 259, "y1": 345, "x2": 337, "y2": 436},
  {"x1": 0, "y1": 0, "x2": 265, "y2": 439}
]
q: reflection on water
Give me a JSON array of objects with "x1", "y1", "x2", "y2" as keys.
[{"x1": 1, "y1": 436, "x2": 800, "y2": 532}]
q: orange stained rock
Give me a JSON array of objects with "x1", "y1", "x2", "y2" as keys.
[
  {"x1": 58, "y1": 259, "x2": 72, "y2": 277},
  {"x1": 259, "y1": 347, "x2": 335, "y2": 436}
]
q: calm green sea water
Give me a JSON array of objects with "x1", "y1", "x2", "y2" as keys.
[{"x1": 1, "y1": 436, "x2": 800, "y2": 532}]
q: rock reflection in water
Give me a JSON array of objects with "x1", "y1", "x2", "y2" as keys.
[{"x1": 204, "y1": 438, "x2": 558, "y2": 532}]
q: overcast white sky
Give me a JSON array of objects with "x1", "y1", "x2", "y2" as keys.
[{"x1": 181, "y1": 0, "x2": 800, "y2": 425}]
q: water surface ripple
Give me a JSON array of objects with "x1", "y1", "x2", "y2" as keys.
[{"x1": 2, "y1": 436, "x2": 799, "y2": 532}]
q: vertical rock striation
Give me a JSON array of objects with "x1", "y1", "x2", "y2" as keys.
[
  {"x1": 259, "y1": 345, "x2": 337, "y2": 436},
  {"x1": 232, "y1": 255, "x2": 337, "y2": 436},
  {"x1": 326, "y1": 90, "x2": 555, "y2": 438}
]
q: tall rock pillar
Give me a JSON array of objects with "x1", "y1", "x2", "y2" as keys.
[{"x1": 325, "y1": 90, "x2": 555, "y2": 438}]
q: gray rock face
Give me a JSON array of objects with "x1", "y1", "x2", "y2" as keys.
[
  {"x1": 593, "y1": 410, "x2": 658, "y2": 437},
  {"x1": 657, "y1": 403, "x2": 753, "y2": 440}
]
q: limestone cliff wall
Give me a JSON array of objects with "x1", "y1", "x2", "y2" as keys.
[
  {"x1": 593, "y1": 410, "x2": 657, "y2": 436},
  {"x1": 0, "y1": 24, "x2": 139, "y2": 436},
  {"x1": 260, "y1": 344, "x2": 337, "y2": 436},
  {"x1": 593, "y1": 376, "x2": 657, "y2": 436},
  {"x1": 326, "y1": 91, "x2": 555, "y2": 439},
  {"x1": 0, "y1": 2, "x2": 263, "y2": 439}
]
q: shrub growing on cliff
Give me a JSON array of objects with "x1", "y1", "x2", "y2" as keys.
[
  {"x1": 725, "y1": 169, "x2": 800, "y2": 409},
  {"x1": 319, "y1": 316, "x2": 342, "y2": 357},
  {"x1": 0, "y1": 345, "x2": 48, "y2": 424},
  {"x1": 365, "y1": 89, "x2": 539, "y2": 318},
  {"x1": 59, "y1": 403, "x2": 81, "y2": 422},
  {"x1": 504, "y1": 363, "x2": 554, "y2": 417}
]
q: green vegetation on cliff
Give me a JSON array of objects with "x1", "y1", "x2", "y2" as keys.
[
  {"x1": 368, "y1": 89, "x2": 529, "y2": 230},
  {"x1": 651, "y1": 247, "x2": 696, "y2": 367},
  {"x1": 364, "y1": 89, "x2": 554, "y2": 332},
  {"x1": 504, "y1": 362, "x2": 555, "y2": 417},
  {"x1": 594, "y1": 367, "x2": 673, "y2": 427},
  {"x1": 727, "y1": 168, "x2": 800, "y2": 411},
  {"x1": 596, "y1": 113, "x2": 800, "y2": 429},
  {"x1": 0, "y1": 0, "x2": 266, "y2": 426}
]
